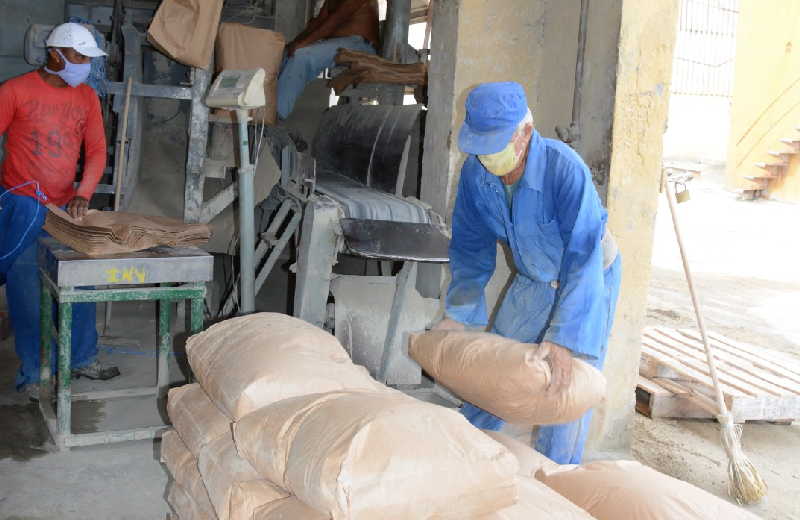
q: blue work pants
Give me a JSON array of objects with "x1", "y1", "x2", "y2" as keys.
[
  {"x1": 277, "y1": 35, "x2": 376, "y2": 119},
  {"x1": 461, "y1": 255, "x2": 622, "y2": 464},
  {"x1": 0, "y1": 192, "x2": 98, "y2": 388}
]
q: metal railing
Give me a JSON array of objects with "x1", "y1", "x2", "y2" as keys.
[{"x1": 671, "y1": 0, "x2": 739, "y2": 97}]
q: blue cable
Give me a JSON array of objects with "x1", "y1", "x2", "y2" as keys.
[{"x1": 0, "y1": 180, "x2": 48, "y2": 261}]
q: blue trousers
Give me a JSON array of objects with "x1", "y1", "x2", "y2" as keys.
[
  {"x1": 461, "y1": 255, "x2": 622, "y2": 464},
  {"x1": 277, "y1": 35, "x2": 376, "y2": 119},
  {"x1": 0, "y1": 192, "x2": 98, "y2": 388}
]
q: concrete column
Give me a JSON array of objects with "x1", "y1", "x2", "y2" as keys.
[
  {"x1": 419, "y1": 0, "x2": 678, "y2": 453},
  {"x1": 588, "y1": 0, "x2": 679, "y2": 456}
]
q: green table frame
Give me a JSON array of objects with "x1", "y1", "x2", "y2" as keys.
[{"x1": 38, "y1": 273, "x2": 205, "y2": 451}]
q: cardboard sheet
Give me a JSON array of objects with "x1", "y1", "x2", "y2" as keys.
[
  {"x1": 235, "y1": 390, "x2": 519, "y2": 519},
  {"x1": 44, "y1": 206, "x2": 211, "y2": 256},
  {"x1": 409, "y1": 330, "x2": 606, "y2": 425}
]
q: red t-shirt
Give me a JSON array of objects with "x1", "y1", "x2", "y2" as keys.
[{"x1": 0, "y1": 71, "x2": 106, "y2": 206}]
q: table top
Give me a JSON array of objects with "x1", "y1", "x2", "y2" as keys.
[{"x1": 39, "y1": 237, "x2": 214, "y2": 287}]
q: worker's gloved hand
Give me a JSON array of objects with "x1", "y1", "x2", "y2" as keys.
[
  {"x1": 67, "y1": 196, "x2": 89, "y2": 219},
  {"x1": 543, "y1": 341, "x2": 573, "y2": 394},
  {"x1": 431, "y1": 317, "x2": 466, "y2": 331}
]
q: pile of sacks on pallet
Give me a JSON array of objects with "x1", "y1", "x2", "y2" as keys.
[{"x1": 162, "y1": 313, "x2": 760, "y2": 520}]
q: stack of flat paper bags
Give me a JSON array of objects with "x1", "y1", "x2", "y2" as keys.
[{"x1": 44, "y1": 205, "x2": 211, "y2": 256}]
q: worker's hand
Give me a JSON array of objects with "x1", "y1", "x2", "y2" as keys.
[
  {"x1": 544, "y1": 341, "x2": 573, "y2": 394},
  {"x1": 67, "y1": 196, "x2": 89, "y2": 219},
  {"x1": 432, "y1": 317, "x2": 466, "y2": 331}
]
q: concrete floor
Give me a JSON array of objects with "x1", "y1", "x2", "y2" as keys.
[{"x1": 639, "y1": 167, "x2": 800, "y2": 520}]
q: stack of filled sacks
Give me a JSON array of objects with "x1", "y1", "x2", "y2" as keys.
[{"x1": 161, "y1": 313, "x2": 597, "y2": 519}]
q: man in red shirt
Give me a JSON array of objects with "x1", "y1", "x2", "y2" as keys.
[{"x1": 0, "y1": 23, "x2": 120, "y2": 400}]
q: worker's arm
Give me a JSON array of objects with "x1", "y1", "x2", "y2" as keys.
[
  {"x1": 292, "y1": 0, "x2": 370, "y2": 50},
  {"x1": 445, "y1": 158, "x2": 498, "y2": 328},
  {"x1": 0, "y1": 80, "x2": 17, "y2": 136},
  {"x1": 74, "y1": 92, "x2": 106, "y2": 203},
  {"x1": 542, "y1": 160, "x2": 607, "y2": 359}
]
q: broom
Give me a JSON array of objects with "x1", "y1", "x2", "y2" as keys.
[{"x1": 663, "y1": 175, "x2": 767, "y2": 504}]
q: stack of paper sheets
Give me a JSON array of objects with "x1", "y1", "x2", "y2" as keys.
[{"x1": 44, "y1": 205, "x2": 211, "y2": 256}]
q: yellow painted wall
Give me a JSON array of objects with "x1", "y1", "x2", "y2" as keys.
[{"x1": 728, "y1": 0, "x2": 800, "y2": 202}]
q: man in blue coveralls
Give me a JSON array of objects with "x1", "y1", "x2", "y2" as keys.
[{"x1": 436, "y1": 82, "x2": 622, "y2": 464}]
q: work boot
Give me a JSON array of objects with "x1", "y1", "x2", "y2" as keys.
[
  {"x1": 72, "y1": 360, "x2": 121, "y2": 381},
  {"x1": 19, "y1": 383, "x2": 40, "y2": 403}
]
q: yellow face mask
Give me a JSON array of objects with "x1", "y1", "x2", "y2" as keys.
[{"x1": 478, "y1": 139, "x2": 522, "y2": 176}]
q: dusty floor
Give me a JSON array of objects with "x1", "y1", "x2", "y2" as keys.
[{"x1": 636, "y1": 166, "x2": 800, "y2": 519}]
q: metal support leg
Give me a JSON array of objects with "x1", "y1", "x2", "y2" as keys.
[
  {"x1": 190, "y1": 294, "x2": 204, "y2": 335},
  {"x1": 293, "y1": 198, "x2": 341, "y2": 328},
  {"x1": 378, "y1": 261, "x2": 418, "y2": 383},
  {"x1": 39, "y1": 282, "x2": 53, "y2": 400},
  {"x1": 57, "y1": 299, "x2": 73, "y2": 451},
  {"x1": 236, "y1": 110, "x2": 256, "y2": 314},
  {"x1": 157, "y1": 298, "x2": 172, "y2": 400}
]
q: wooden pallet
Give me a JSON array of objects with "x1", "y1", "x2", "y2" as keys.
[{"x1": 637, "y1": 327, "x2": 800, "y2": 424}]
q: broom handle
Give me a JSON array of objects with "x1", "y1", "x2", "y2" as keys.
[{"x1": 664, "y1": 177, "x2": 728, "y2": 416}]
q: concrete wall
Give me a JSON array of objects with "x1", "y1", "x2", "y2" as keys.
[
  {"x1": 420, "y1": 0, "x2": 677, "y2": 454},
  {"x1": 727, "y1": 0, "x2": 800, "y2": 202},
  {"x1": 0, "y1": 0, "x2": 66, "y2": 82}
]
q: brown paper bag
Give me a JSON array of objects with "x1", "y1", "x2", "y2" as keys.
[
  {"x1": 147, "y1": 0, "x2": 223, "y2": 68},
  {"x1": 482, "y1": 430, "x2": 557, "y2": 478},
  {"x1": 167, "y1": 383, "x2": 232, "y2": 457},
  {"x1": 214, "y1": 23, "x2": 286, "y2": 124},
  {"x1": 409, "y1": 330, "x2": 606, "y2": 425},
  {"x1": 478, "y1": 477, "x2": 595, "y2": 519},
  {"x1": 229, "y1": 481, "x2": 290, "y2": 520},
  {"x1": 197, "y1": 433, "x2": 263, "y2": 520},
  {"x1": 536, "y1": 460, "x2": 761, "y2": 520},
  {"x1": 160, "y1": 430, "x2": 215, "y2": 518},
  {"x1": 235, "y1": 390, "x2": 519, "y2": 519},
  {"x1": 185, "y1": 313, "x2": 385, "y2": 420},
  {"x1": 253, "y1": 497, "x2": 328, "y2": 520}
]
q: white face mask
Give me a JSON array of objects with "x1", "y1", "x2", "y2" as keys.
[
  {"x1": 478, "y1": 137, "x2": 525, "y2": 176},
  {"x1": 44, "y1": 49, "x2": 91, "y2": 88}
]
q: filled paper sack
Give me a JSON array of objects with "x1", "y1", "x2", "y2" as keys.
[
  {"x1": 536, "y1": 460, "x2": 762, "y2": 520},
  {"x1": 235, "y1": 390, "x2": 519, "y2": 519},
  {"x1": 186, "y1": 313, "x2": 384, "y2": 420},
  {"x1": 160, "y1": 430, "x2": 216, "y2": 519},
  {"x1": 167, "y1": 383, "x2": 231, "y2": 457},
  {"x1": 482, "y1": 430, "x2": 557, "y2": 478},
  {"x1": 409, "y1": 330, "x2": 606, "y2": 425},
  {"x1": 480, "y1": 477, "x2": 595, "y2": 519}
]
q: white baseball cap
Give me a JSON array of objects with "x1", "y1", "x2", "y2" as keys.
[{"x1": 46, "y1": 22, "x2": 107, "y2": 57}]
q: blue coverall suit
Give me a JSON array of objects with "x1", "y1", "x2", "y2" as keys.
[
  {"x1": 0, "y1": 191, "x2": 98, "y2": 389},
  {"x1": 446, "y1": 128, "x2": 622, "y2": 464}
]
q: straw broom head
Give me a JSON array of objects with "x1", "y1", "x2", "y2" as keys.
[{"x1": 717, "y1": 412, "x2": 768, "y2": 504}]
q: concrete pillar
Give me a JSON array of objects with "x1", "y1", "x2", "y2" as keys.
[
  {"x1": 419, "y1": 0, "x2": 678, "y2": 453},
  {"x1": 588, "y1": 0, "x2": 679, "y2": 456}
]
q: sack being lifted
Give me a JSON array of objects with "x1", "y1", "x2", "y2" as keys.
[
  {"x1": 235, "y1": 390, "x2": 519, "y2": 519},
  {"x1": 409, "y1": 330, "x2": 606, "y2": 425},
  {"x1": 185, "y1": 313, "x2": 384, "y2": 420}
]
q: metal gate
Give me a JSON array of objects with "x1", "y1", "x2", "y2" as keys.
[{"x1": 671, "y1": 0, "x2": 739, "y2": 97}]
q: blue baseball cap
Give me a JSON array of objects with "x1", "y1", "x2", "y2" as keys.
[{"x1": 459, "y1": 82, "x2": 529, "y2": 155}]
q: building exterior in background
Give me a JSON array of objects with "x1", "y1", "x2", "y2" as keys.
[
  {"x1": 663, "y1": 0, "x2": 738, "y2": 165},
  {"x1": 728, "y1": 0, "x2": 800, "y2": 201}
]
